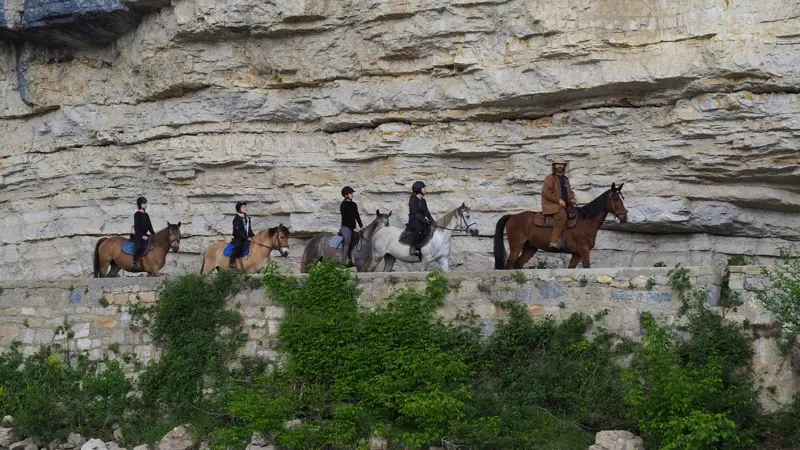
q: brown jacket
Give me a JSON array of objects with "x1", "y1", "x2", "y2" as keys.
[{"x1": 541, "y1": 173, "x2": 575, "y2": 215}]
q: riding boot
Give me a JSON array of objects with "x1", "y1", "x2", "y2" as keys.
[{"x1": 228, "y1": 249, "x2": 237, "y2": 269}]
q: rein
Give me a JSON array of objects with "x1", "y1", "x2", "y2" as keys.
[{"x1": 433, "y1": 211, "x2": 476, "y2": 235}]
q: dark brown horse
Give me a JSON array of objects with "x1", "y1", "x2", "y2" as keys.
[
  {"x1": 93, "y1": 222, "x2": 182, "y2": 277},
  {"x1": 494, "y1": 183, "x2": 628, "y2": 269}
]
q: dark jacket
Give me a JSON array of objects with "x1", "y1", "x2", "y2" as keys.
[
  {"x1": 408, "y1": 195, "x2": 434, "y2": 231},
  {"x1": 232, "y1": 214, "x2": 255, "y2": 241},
  {"x1": 134, "y1": 211, "x2": 155, "y2": 236},
  {"x1": 340, "y1": 200, "x2": 364, "y2": 230}
]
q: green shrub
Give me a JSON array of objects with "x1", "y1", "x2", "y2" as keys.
[{"x1": 0, "y1": 342, "x2": 131, "y2": 442}]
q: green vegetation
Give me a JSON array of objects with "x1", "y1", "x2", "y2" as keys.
[{"x1": 0, "y1": 259, "x2": 799, "y2": 449}]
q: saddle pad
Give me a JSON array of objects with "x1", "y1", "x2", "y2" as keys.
[
  {"x1": 329, "y1": 235, "x2": 344, "y2": 248},
  {"x1": 330, "y1": 232, "x2": 361, "y2": 249},
  {"x1": 121, "y1": 239, "x2": 151, "y2": 256},
  {"x1": 532, "y1": 213, "x2": 578, "y2": 229},
  {"x1": 223, "y1": 241, "x2": 251, "y2": 257}
]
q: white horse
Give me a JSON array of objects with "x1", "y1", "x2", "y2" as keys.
[{"x1": 368, "y1": 202, "x2": 479, "y2": 272}]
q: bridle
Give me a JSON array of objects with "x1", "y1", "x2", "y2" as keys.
[
  {"x1": 432, "y1": 208, "x2": 477, "y2": 236},
  {"x1": 608, "y1": 191, "x2": 628, "y2": 219}
]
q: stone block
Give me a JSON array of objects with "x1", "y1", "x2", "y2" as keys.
[
  {"x1": 537, "y1": 281, "x2": 567, "y2": 301},
  {"x1": 595, "y1": 430, "x2": 644, "y2": 450},
  {"x1": 609, "y1": 289, "x2": 634, "y2": 302}
]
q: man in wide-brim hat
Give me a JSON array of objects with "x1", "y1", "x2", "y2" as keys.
[{"x1": 541, "y1": 159, "x2": 577, "y2": 249}]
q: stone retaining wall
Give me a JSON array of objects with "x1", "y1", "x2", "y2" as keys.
[{"x1": 0, "y1": 266, "x2": 796, "y2": 410}]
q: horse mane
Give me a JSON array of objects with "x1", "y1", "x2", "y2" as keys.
[
  {"x1": 152, "y1": 224, "x2": 176, "y2": 248},
  {"x1": 436, "y1": 207, "x2": 460, "y2": 227},
  {"x1": 578, "y1": 190, "x2": 610, "y2": 219},
  {"x1": 362, "y1": 214, "x2": 387, "y2": 240},
  {"x1": 267, "y1": 224, "x2": 290, "y2": 237}
]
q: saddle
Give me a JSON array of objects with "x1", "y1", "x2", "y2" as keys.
[
  {"x1": 399, "y1": 225, "x2": 434, "y2": 248},
  {"x1": 223, "y1": 241, "x2": 251, "y2": 258},
  {"x1": 532, "y1": 206, "x2": 579, "y2": 229},
  {"x1": 121, "y1": 237, "x2": 152, "y2": 256},
  {"x1": 330, "y1": 231, "x2": 361, "y2": 249}
]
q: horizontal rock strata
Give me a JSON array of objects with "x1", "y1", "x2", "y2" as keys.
[{"x1": 1, "y1": 0, "x2": 799, "y2": 278}]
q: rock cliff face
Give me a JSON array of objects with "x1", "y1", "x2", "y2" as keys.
[{"x1": 1, "y1": 0, "x2": 799, "y2": 279}]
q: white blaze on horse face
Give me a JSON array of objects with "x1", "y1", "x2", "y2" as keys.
[{"x1": 280, "y1": 247, "x2": 290, "y2": 257}]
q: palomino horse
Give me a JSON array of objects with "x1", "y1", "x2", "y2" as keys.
[
  {"x1": 300, "y1": 210, "x2": 392, "y2": 273},
  {"x1": 200, "y1": 224, "x2": 291, "y2": 274},
  {"x1": 493, "y1": 183, "x2": 628, "y2": 270},
  {"x1": 369, "y1": 203, "x2": 479, "y2": 272},
  {"x1": 93, "y1": 222, "x2": 182, "y2": 277}
]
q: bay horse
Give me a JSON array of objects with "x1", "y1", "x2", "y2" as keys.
[
  {"x1": 300, "y1": 210, "x2": 392, "y2": 273},
  {"x1": 493, "y1": 183, "x2": 628, "y2": 270},
  {"x1": 93, "y1": 222, "x2": 182, "y2": 277},
  {"x1": 200, "y1": 224, "x2": 290, "y2": 274},
  {"x1": 369, "y1": 203, "x2": 479, "y2": 272}
]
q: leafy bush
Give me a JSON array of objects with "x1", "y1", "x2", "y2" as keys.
[
  {"x1": 758, "y1": 250, "x2": 800, "y2": 335},
  {"x1": 622, "y1": 266, "x2": 763, "y2": 449},
  {"x1": 0, "y1": 342, "x2": 131, "y2": 442}
]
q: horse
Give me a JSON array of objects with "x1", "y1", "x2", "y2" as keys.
[
  {"x1": 200, "y1": 224, "x2": 291, "y2": 274},
  {"x1": 300, "y1": 210, "x2": 392, "y2": 273},
  {"x1": 93, "y1": 222, "x2": 182, "y2": 277},
  {"x1": 368, "y1": 202, "x2": 479, "y2": 272},
  {"x1": 493, "y1": 182, "x2": 628, "y2": 270}
]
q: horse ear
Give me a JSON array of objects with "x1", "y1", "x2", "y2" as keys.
[
  {"x1": 376, "y1": 209, "x2": 380, "y2": 215},
  {"x1": 611, "y1": 182, "x2": 616, "y2": 190},
  {"x1": 618, "y1": 183, "x2": 624, "y2": 191},
  {"x1": 388, "y1": 210, "x2": 392, "y2": 216},
  {"x1": 461, "y1": 202, "x2": 465, "y2": 208},
  {"x1": 177, "y1": 221, "x2": 181, "y2": 227},
  {"x1": 167, "y1": 221, "x2": 172, "y2": 226}
]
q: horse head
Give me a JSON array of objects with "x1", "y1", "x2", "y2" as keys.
[
  {"x1": 166, "y1": 222, "x2": 182, "y2": 252},
  {"x1": 273, "y1": 223, "x2": 291, "y2": 257},
  {"x1": 458, "y1": 202, "x2": 479, "y2": 236},
  {"x1": 374, "y1": 209, "x2": 392, "y2": 232},
  {"x1": 607, "y1": 183, "x2": 628, "y2": 224}
]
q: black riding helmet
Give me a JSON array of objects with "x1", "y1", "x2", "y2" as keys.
[
  {"x1": 235, "y1": 201, "x2": 247, "y2": 213},
  {"x1": 341, "y1": 186, "x2": 355, "y2": 197},
  {"x1": 136, "y1": 196, "x2": 147, "y2": 208},
  {"x1": 412, "y1": 181, "x2": 426, "y2": 194}
]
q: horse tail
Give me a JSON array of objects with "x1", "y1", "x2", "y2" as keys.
[
  {"x1": 200, "y1": 247, "x2": 206, "y2": 274},
  {"x1": 300, "y1": 246, "x2": 310, "y2": 274},
  {"x1": 93, "y1": 238, "x2": 107, "y2": 278},
  {"x1": 493, "y1": 215, "x2": 511, "y2": 270}
]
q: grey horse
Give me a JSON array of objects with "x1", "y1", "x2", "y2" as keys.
[{"x1": 300, "y1": 210, "x2": 392, "y2": 273}]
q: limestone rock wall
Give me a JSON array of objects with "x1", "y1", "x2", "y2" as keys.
[
  {"x1": 1, "y1": 0, "x2": 800, "y2": 279},
  {"x1": 0, "y1": 266, "x2": 796, "y2": 411}
]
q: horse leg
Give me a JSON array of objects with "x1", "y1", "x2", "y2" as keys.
[
  {"x1": 505, "y1": 241, "x2": 523, "y2": 270},
  {"x1": 438, "y1": 257, "x2": 450, "y2": 272},
  {"x1": 383, "y1": 254, "x2": 396, "y2": 272},
  {"x1": 568, "y1": 254, "x2": 581, "y2": 269},
  {"x1": 580, "y1": 247, "x2": 591, "y2": 268},
  {"x1": 107, "y1": 261, "x2": 121, "y2": 277},
  {"x1": 514, "y1": 242, "x2": 538, "y2": 269},
  {"x1": 97, "y1": 260, "x2": 111, "y2": 278}
]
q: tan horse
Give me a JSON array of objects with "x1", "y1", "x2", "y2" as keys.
[
  {"x1": 93, "y1": 222, "x2": 182, "y2": 277},
  {"x1": 200, "y1": 224, "x2": 290, "y2": 274}
]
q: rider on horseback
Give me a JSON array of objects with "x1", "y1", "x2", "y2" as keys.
[
  {"x1": 340, "y1": 186, "x2": 363, "y2": 267},
  {"x1": 542, "y1": 159, "x2": 577, "y2": 249},
  {"x1": 407, "y1": 181, "x2": 434, "y2": 257},
  {"x1": 132, "y1": 196, "x2": 155, "y2": 270},
  {"x1": 229, "y1": 201, "x2": 255, "y2": 269}
]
